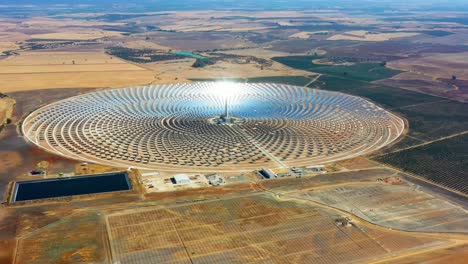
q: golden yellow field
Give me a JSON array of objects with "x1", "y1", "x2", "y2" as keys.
[
  {"x1": 0, "y1": 97, "x2": 15, "y2": 125},
  {"x1": 30, "y1": 30, "x2": 122, "y2": 40},
  {"x1": 143, "y1": 10, "x2": 309, "y2": 33},
  {"x1": 0, "y1": 52, "x2": 117, "y2": 65},
  {"x1": 0, "y1": 52, "x2": 155, "y2": 92},
  {"x1": 22, "y1": 17, "x2": 126, "y2": 28},
  {"x1": 0, "y1": 64, "x2": 146, "y2": 74},
  {"x1": 327, "y1": 31, "x2": 420, "y2": 41},
  {"x1": 0, "y1": 72, "x2": 156, "y2": 92},
  {"x1": 0, "y1": 42, "x2": 18, "y2": 53},
  {"x1": 289, "y1": 31, "x2": 329, "y2": 39}
]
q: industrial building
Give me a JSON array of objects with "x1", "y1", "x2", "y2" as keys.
[
  {"x1": 173, "y1": 174, "x2": 191, "y2": 184},
  {"x1": 258, "y1": 168, "x2": 278, "y2": 179}
]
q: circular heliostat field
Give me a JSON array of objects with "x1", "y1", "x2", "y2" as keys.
[{"x1": 23, "y1": 82, "x2": 404, "y2": 172}]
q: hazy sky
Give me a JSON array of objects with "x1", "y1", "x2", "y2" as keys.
[{"x1": 2, "y1": 0, "x2": 468, "y2": 12}]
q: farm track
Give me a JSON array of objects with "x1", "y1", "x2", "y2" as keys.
[
  {"x1": 304, "y1": 73, "x2": 322, "y2": 87},
  {"x1": 371, "y1": 130, "x2": 468, "y2": 158},
  {"x1": 388, "y1": 98, "x2": 450, "y2": 111}
]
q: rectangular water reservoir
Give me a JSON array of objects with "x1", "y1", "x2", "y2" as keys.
[{"x1": 12, "y1": 172, "x2": 131, "y2": 202}]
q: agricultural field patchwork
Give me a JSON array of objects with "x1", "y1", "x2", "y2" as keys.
[
  {"x1": 313, "y1": 75, "x2": 468, "y2": 141},
  {"x1": 0, "y1": 52, "x2": 154, "y2": 92},
  {"x1": 1, "y1": 3, "x2": 468, "y2": 263},
  {"x1": 373, "y1": 134, "x2": 468, "y2": 195},
  {"x1": 272, "y1": 56, "x2": 402, "y2": 81},
  {"x1": 294, "y1": 184, "x2": 468, "y2": 232},
  {"x1": 311, "y1": 75, "x2": 440, "y2": 109},
  {"x1": 15, "y1": 212, "x2": 108, "y2": 264},
  {"x1": 106, "y1": 195, "x2": 448, "y2": 264},
  {"x1": 394, "y1": 100, "x2": 468, "y2": 141}
]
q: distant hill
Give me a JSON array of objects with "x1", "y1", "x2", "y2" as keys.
[
  {"x1": 1, "y1": 0, "x2": 468, "y2": 15},
  {"x1": 2, "y1": 0, "x2": 468, "y2": 12}
]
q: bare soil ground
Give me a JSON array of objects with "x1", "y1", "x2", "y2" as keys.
[
  {"x1": 106, "y1": 194, "x2": 450, "y2": 264},
  {"x1": 411, "y1": 29, "x2": 468, "y2": 46},
  {"x1": 2, "y1": 168, "x2": 467, "y2": 263},
  {"x1": 385, "y1": 243, "x2": 468, "y2": 264},
  {"x1": 145, "y1": 59, "x2": 314, "y2": 81},
  {"x1": 144, "y1": 31, "x2": 255, "y2": 51},
  {"x1": 15, "y1": 211, "x2": 108, "y2": 264},
  {"x1": 376, "y1": 72, "x2": 468, "y2": 102},
  {"x1": 388, "y1": 52, "x2": 468, "y2": 80},
  {"x1": 296, "y1": 183, "x2": 468, "y2": 233},
  {"x1": 336, "y1": 157, "x2": 383, "y2": 171},
  {"x1": 212, "y1": 47, "x2": 297, "y2": 59},
  {"x1": 0, "y1": 88, "x2": 102, "y2": 201},
  {"x1": 123, "y1": 40, "x2": 172, "y2": 51}
]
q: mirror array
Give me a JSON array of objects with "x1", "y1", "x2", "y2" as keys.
[{"x1": 22, "y1": 82, "x2": 404, "y2": 172}]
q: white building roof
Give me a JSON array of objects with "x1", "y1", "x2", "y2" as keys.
[{"x1": 174, "y1": 174, "x2": 190, "y2": 183}]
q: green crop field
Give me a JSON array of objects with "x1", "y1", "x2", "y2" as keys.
[
  {"x1": 311, "y1": 75, "x2": 439, "y2": 108},
  {"x1": 313, "y1": 75, "x2": 468, "y2": 145},
  {"x1": 271, "y1": 55, "x2": 321, "y2": 70},
  {"x1": 395, "y1": 100, "x2": 468, "y2": 141},
  {"x1": 312, "y1": 75, "x2": 468, "y2": 196},
  {"x1": 272, "y1": 56, "x2": 402, "y2": 81},
  {"x1": 312, "y1": 63, "x2": 403, "y2": 81}
]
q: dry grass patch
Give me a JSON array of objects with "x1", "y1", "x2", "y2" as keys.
[
  {"x1": 328, "y1": 31, "x2": 420, "y2": 41},
  {"x1": 23, "y1": 17, "x2": 125, "y2": 28},
  {"x1": 289, "y1": 31, "x2": 329, "y2": 39},
  {"x1": 0, "y1": 42, "x2": 18, "y2": 53},
  {"x1": 0, "y1": 97, "x2": 15, "y2": 125},
  {"x1": 0, "y1": 71, "x2": 155, "y2": 92},
  {"x1": 145, "y1": 59, "x2": 314, "y2": 80},
  {"x1": 0, "y1": 52, "x2": 154, "y2": 92},
  {"x1": 0, "y1": 31, "x2": 29, "y2": 42},
  {"x1": 0, "y1": 51, "x2": 121, "y2": 65},
  {"x1": 30, "y1": 30, "x2": 122, "y2": 40},
  {"x1": 106, "y1": 194, "x2": 451, "y2": 264}
]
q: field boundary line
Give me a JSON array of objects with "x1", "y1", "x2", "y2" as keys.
[
  {"x1": 104, "y1": 214, "x2": 116, "y2": 264},
  {"x1": 372, "y1": 78, "x2": 468, "y2": 103},
  {"x1": 367, "y1": 240, "x2": 463, "y2": 264},
  {"x1": 371, "y1": 130, "x2": 468, "y2": 158},
  {"x1": 304, "y1": 73, "x2": 321, "y2": 87},
  {"x1": 16, "y1": 211, "x2": 81, "y2": 239},
  {"x1": 12, "y1": 238, "x2": 19, "y2": 264},
  {"x1": 275, "y1": 193, "x2": 468, "y2": 239},
  {"x1": 371, "y1": 161, "x2": 468, "y2": 199},
  {"x1": 389, "y1": 98, "x2": 450, "y2": 110},
  {"x1": 307, "y1": 72, "x2": 467, "y2": 104}
]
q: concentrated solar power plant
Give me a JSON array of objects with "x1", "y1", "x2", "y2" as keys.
[{"x1": 22, "y1": 82, "x2": 404, "y2": 172}]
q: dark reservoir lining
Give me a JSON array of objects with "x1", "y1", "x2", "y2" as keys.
[{"x1": 12, "y1": 172, "x2": 131, "y2": 202}]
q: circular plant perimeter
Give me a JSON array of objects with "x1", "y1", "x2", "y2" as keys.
[{"x1": 22, "y1": 82, "x2": 405, "y2": 172}]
